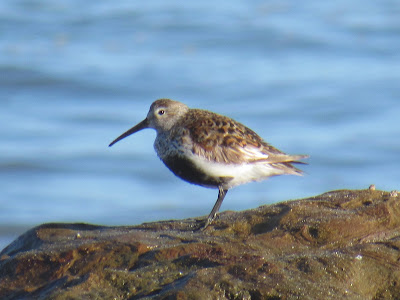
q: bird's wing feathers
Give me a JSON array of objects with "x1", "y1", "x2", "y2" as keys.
[{"x1": 179, "y1": 109, "x2": 302, "y2": 165}]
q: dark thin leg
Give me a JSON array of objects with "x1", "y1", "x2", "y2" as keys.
[{"x1": 202, "y1": 186, "x2": 228, "y2": 230}]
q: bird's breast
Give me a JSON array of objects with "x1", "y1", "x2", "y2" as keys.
[
  {"x1": 154, "y1": 134, "x2": 184, "y2": 159},
  {"x1": 154, "y1": 133, "x2": 231, "y2": 188}
]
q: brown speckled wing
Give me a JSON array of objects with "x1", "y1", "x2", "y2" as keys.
[{"x1": 178, "y1": 109, "x2": 284, "y2": 164}]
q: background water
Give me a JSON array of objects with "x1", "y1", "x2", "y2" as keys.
[{"x1": 1, "y1": 1, "x2": 399, "y2": 251}]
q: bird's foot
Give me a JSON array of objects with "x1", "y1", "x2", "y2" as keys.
[{"x1": 194, "y1": 214, "x2": 217, "y2": 232}]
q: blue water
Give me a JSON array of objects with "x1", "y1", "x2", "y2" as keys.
[{"x1": 1, "y1": 1, "x2": 399, "y2": 251}]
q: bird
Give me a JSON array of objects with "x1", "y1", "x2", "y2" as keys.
[{"x1": 109, "y1": 99, "x2": 308, "y2": 229}]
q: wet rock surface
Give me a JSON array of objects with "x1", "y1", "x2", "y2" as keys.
[{"x1": 1, "y1": 189, "x2": 400, "y2": 299}]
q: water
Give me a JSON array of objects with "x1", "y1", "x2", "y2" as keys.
[{"x1": 1, "y1": 1, "x2": 399, "y2": 251}]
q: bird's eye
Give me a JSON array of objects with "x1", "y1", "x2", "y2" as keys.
[{"x1": 158, "y1": 109, "x2": 165, "y2": 116}]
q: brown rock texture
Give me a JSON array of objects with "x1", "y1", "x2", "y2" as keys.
[{"x1": 1, "y1": 189, "x2": 400, "y2": 299}]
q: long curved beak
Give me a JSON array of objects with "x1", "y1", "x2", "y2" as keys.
[{"x1": 109, "y1": 118, "x2": 149, "y2": 147}]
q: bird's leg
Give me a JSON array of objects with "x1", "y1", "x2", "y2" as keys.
[{"x1": 202, "y1": 186, "x2": 228, "y2": 230}]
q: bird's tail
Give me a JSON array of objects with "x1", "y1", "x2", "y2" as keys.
[{"x1": 272, "y1": 154, "x2": 309, "y2": 176}]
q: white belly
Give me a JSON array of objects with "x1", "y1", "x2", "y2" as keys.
[{"x1": 187, "y1": 151, "x2": 287, "y2": 190}]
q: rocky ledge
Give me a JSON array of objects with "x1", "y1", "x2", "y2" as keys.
[{"x1": 1, "y1": 189, "x2": 400, "y2": 299}]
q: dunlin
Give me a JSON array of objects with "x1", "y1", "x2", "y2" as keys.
[{"x1": 109, "y1": 99, "x2": 308, "y2": 229}]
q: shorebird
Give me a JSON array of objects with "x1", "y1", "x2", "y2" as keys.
[{"x1": 109, "y1": 99, "x2": 308, "y2": 229}]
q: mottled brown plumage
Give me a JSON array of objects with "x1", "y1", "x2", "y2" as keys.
[
  {"x1": 174, "y1": 109, "x2": 291, "y2": 165},
  {"x1": 109, "y1": 99, "x2": 308, "y2": 229}
]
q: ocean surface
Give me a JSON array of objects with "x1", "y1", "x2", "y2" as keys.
[{"x1": 1, "y1": 1, "x2": 399, "y2": 251}]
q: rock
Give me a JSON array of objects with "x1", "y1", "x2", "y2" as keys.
[{"x1": 1, "y1": 189, "x2": 400, "y2": 299}]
